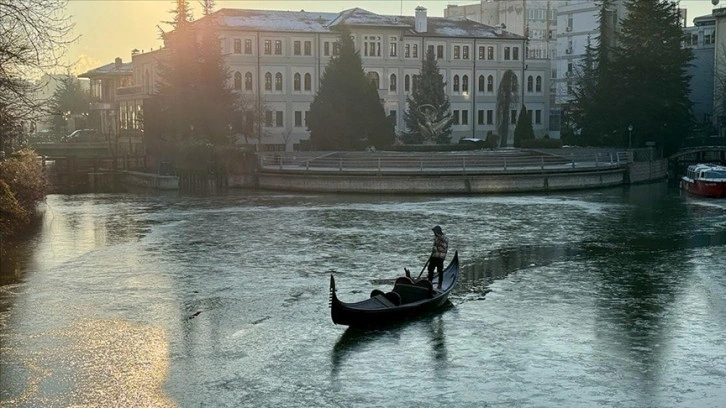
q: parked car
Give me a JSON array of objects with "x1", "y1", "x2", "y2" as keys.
[{"x1": 62, "y1": 129, "x2": 103, "y2": 143}]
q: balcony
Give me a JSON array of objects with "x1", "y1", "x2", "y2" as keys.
[
  {"x1": 116, "y1": 85, "x2": 152, "y2": 97},
  {"x1": 89, "y1": 101, "x2": 113, "y2": 111}
]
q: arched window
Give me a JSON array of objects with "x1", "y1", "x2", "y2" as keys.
[
  {"x1": 367, "y1": 72, "x2": 380, "y2": 88},
  {"x1": 264, "y1": 72, "x2": 272, "y2": 91},
  {"x1": 462, "y1": 75, "x2": 469, "y2": 93},
  {"x1": 536, "y1": 75, "x2": 542, "y2": 92},
  {"x1": 304, "y1": 73, "x2": 311, "y2": 91},
  {"x1": 234, "y1": 72, "x2": 242, "y2": 90},
  {"x1": 275, "y1": 73, "x2": 283, "y2": 91},
  {"x1": 390, "y1": 73, "x2": 397, "y2": 92},
  {"x1": 404, "y1": 74, "x2": 410, "y2": 92},
  {"x1": 478, "y1": 75, "x2": 485, "y2": 92},
  {"x1": 294, "y1": 73, "x2": 301, "y2": 91},
  {"x1": 453, "y1": 75, "x2": 460, "y2": 92},
  {"x1": 487, "y1": 75, "x2": 494, "y2": 93},
  {"x1": 527, "y1": 75, "x2": 534, "y2": 93},
  {"x1": 245, "y1": 72, "x2": 253, "y2": 90}
]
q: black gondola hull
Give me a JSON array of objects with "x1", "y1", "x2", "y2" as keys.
[{"x1": 330, "y1": 252, "x2": 459, "y2": 328}]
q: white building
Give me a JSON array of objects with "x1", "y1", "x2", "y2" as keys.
[
  {"x1": 121, "y1": 7, "x2": 551, "y2": 151},
  {"x1": 715, "y1": 6, "x2": 726, "y2": 135}
]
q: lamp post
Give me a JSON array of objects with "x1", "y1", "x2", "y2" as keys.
[{"x1": 628, "y1": 124, "x2": 633, "y2": 148}]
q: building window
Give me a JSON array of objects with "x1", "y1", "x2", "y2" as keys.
[
  {"x1": 304, "y1": 73, "x2": 311, "y2": 91},
  {"x1": 487, "y1": 75, "x2": 494, "y2": 93},
  {"x1": 478, "y1": 75, "x2": 485, "y2": 92},
  {"x1": 511, "y1": 109, "x2": 517, "y2": 124},
  {"x1": 275, "y1": 73, "x2": 283, "y2": 91},
  {"x1": 294, "y1": 111, "x2": 302, "y2": 127},
  {"x1": 265, "y1": 110, "x2": 273, "y2": 126},
  {"x1": 304, "y1": 41, "x2": 312, "y2": 55},
  {"x1": 463, "y1": 46, "x2": 469, "y2": 59},
  {"x1": 513, "y1": 46, "x2": 519, "y2": 60},
  {"x1": 487, "y1": 110, "x2": 493, "y2": 125},
  {"x1": 478, "y1": 110, "x2": 484, "y2": 125},
  {"x1": 264, "y1": 72, "x2": 272, "y2": 91},
  {"x1": 536, "y1": 76, "x2": 542, "y2": 92},
  {"x1": 275, "y1": 40, "x2": 282, "y2": 55},
  {"x1": 390, "y1": 73, "x2": 397, "y2": 92},
  {"x1": 412, "y1": 44, "x2": 418, "y2": 58},
  {"x1": 504, "y1": 46, "x2": 511, "y2": 60},
  {"x1": 487, "y1": 46, "x2": 494, "y2": 60},
  {"x1": 294, "y1": 73, "x2": 301, "y2": 91},
  {"x1": 412, "y1": 75, "x2": 420, "y2": 92},
  {"x1": 527, "y1": 75, "x2": 534, "y2": 93},
  {"x1": 245, "y1": 72, "x2": 253, "y2": 90},
  {"x1": 478, "y1": 46, "x2": 485, "y2": 60},
  {"x1": 234, "y1": 39, "x2": 242, "y2": 54},
  {"x1": 234, "y1": 71, "x2": 242, "y2": 90},
  {"x1": 275, "y1": 111, "x2": 283, "y2": 127},
  {"x1": 305, "y1": 110, "x2": 310, "y2": 126},
  {"x1": 405, "y1": 44, "x2": 410, "y2": 58},
  {"x1": 437, "y1": 45, "x2": 444, "y2": 59},
  {"x1": 454, "y1": 45, "x2": 460, "y2": 59},
  {"x1": 245, "y1": 39, "x2": 252, "y2": 54},
  {"x1": 294, "y1": 40, "x2": 301, "y2": 55},
  {"x1": 364, "y1": 35, "x2": 381, "y2": 57},
  {"x1": 535, "y1": 110, "x2": 542, "y2": 125},
  {"x1": 367, "y1": 72, "x2": 380, "y2": 88},
  {"x1": 333, "y1": 42, "x2": 340, "y2": 55},
  {"x1": 405, "y1": 74, "x2": 410, "y2": 92},
  {"x1": 453, "y1": 75, "x2": 459, "y2": 92},
  {"x1": 461, "y1": 110, "x2": 468, "y2": 125},
  {"x1": 453, "y1": 110, "x2": 460, "y2": 125},
  {"x1": 428, "y1": 44, "x2": 434, "y2": 57},
  {"x1": 462, "y1": 75, "x2": 468, "y2": 94},
  {"x1": 264, "y1": 40, "x2": 272, "y2": 55},
  {"x1": 324, "y1": 42, "x2": 330, "y2": 56},
  {"x1": 390, "y1": 37, "x2": 397, "y2": 57}
]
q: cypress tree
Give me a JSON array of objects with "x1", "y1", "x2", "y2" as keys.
[
  {"x1": 403, "y1": 48, "x2": 452, "y2": 144},
  {"x1": 496, "y1": 69, "x2": 518, "y2": 147},
  {"x1": 308, "y1": 30, "x2": 394, "y2": 150},
  {"x1": 513, "y1": 104, "x2": 534, "y2": 147}
]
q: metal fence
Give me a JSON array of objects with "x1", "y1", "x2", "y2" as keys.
[{"x1": 258, "y1": 151, "x2": 630, "y2": 173}]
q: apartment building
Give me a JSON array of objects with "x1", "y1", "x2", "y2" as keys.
[
  {"x1": 684, "y1": 14, "x2": 716, "y2": 125},
  {"x1": 114, "y1": 6, "x2": 550, "y2": 151}
]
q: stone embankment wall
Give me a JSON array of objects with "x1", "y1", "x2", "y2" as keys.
[{"x1": 627, "y1": 159, "x2": 668, "y2": 184}]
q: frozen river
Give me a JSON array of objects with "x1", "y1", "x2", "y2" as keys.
[{"x1": 2, "y1": 182, "x2": 726, "y2": 407}]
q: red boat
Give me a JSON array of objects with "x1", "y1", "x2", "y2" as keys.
[{"x1": 680, "y1": 163, "x2": 726, "y2": 198}]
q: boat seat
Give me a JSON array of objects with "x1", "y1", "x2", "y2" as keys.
[
  {"x1": 383, "y1": 291, "x2": 401, "y2": 306},
  {"x1": 370, "y1": 289, "x2": 385, "y2": 298},
  {"x1": 395, "y1": 276, "x2": 414, "y2": 285},
  {"x1": 392, "y1": 283, "x2": 432, "y2": 304}
]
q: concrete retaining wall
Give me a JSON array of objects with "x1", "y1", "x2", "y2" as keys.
[
  {"x1": 121, "y1": 171, "x2": 179, "y2": 190},
  {"x1": 256, "y1": 167, "x2": 626, "y2": 194},
  {"x1": 627, "y1": 159, "x2": 668, "y2": 184}
]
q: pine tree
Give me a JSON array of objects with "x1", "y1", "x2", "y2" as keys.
[
  {"x1": 611, "y1": 0, "x2": 693, "y2": 153},
  {"x1": 48, "y1": 75, "x2": 90, "y2": 136},
  {"x1": 513, "y1": 104, "x2": 534, "y2": 147},
  {"x1": 148, "y1": 0, "x2": 235, "y2": 146},
  {"x1": 403, "y1": 48, "x2": 452, "y2": 144},
  {"x1": 308, "y1": 30, "x2": 394, "y2": 150}
]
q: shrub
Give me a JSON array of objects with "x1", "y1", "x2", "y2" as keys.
[{"x1": 0, "y1": 149, "x2": 48, "y2": 238}]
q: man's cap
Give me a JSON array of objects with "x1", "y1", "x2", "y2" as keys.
[{"x1": 432, "y1": 225, "x2": 443, "y2": 235}]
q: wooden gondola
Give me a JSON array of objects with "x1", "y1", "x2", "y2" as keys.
[{"x1": 329, "y1": 251, "x2": 459, "y2": 328}]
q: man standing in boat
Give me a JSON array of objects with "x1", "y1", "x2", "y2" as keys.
[{"x1": 428, "y1": 225, "x2": 449, "y2": 289}]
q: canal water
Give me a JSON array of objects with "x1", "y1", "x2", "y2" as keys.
[{"x1": 1, "y1": 182, "x2": 725, "y2": 407}]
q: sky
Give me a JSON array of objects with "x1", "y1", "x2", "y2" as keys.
[{"x1": 63, "y1": 0, "x2": 720, "y2": 75}]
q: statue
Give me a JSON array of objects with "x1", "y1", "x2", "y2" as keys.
[{"x1": 416, "y1": 104, "x2": 452, "y2": 143}]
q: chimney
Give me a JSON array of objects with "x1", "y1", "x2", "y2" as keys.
[
  {"x1": 415, "y1": 6, "x2": 428, "y2": 33},
  {"x1": 114, "y1": 57, "x2": 122, "y2": 69},
  {"x1": 131, "y1": 49, "x2": 140, "y2": 57}
]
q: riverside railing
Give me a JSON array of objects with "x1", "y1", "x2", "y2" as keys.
[{"x1": 258, "y1": 151, "x2": 629, "y2": 173}]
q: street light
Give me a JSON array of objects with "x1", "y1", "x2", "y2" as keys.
[{"x1": 628, "y1": 124, "x2": 633, "y2": 148}]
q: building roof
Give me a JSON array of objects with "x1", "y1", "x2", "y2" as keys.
[
  {"x1": 203, "y1": 7, "x2": 523, "y2": 40},
  {"x1": 78, "y1": 60, "x2": 132, "y2": 78}
]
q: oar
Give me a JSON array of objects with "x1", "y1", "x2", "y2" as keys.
[{"x1": 416, "y1": 257, "x2": 431, "y2": 280}]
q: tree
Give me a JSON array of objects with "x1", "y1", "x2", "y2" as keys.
[
  {"x1": 47, "y1": 75, "x2": 90, "y2": 136},
  {"x1": 308, "y1": 30, "x2": 394, "y2": 150},
  {"x1": 0, "y1": 0, "x2": 75, "y2": 151},
  {"x1": 513, "y1": 104, "x2": 534, "y2": 147},
  {"x1": 403, "y1": 48, "x2": 452, "y2": 144},
  {"x1": 715, "y1": 44, "x2": 726, "y2": 134},
  {"x1": 496, "y1": 69, "x2": 518, "y2": 147},
  {"x1": 148, "y1": 0, "x2": 235, "y2": 147},
  {"x1": 232, "y1": 93, "x2": 269, "y2": 148}
]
